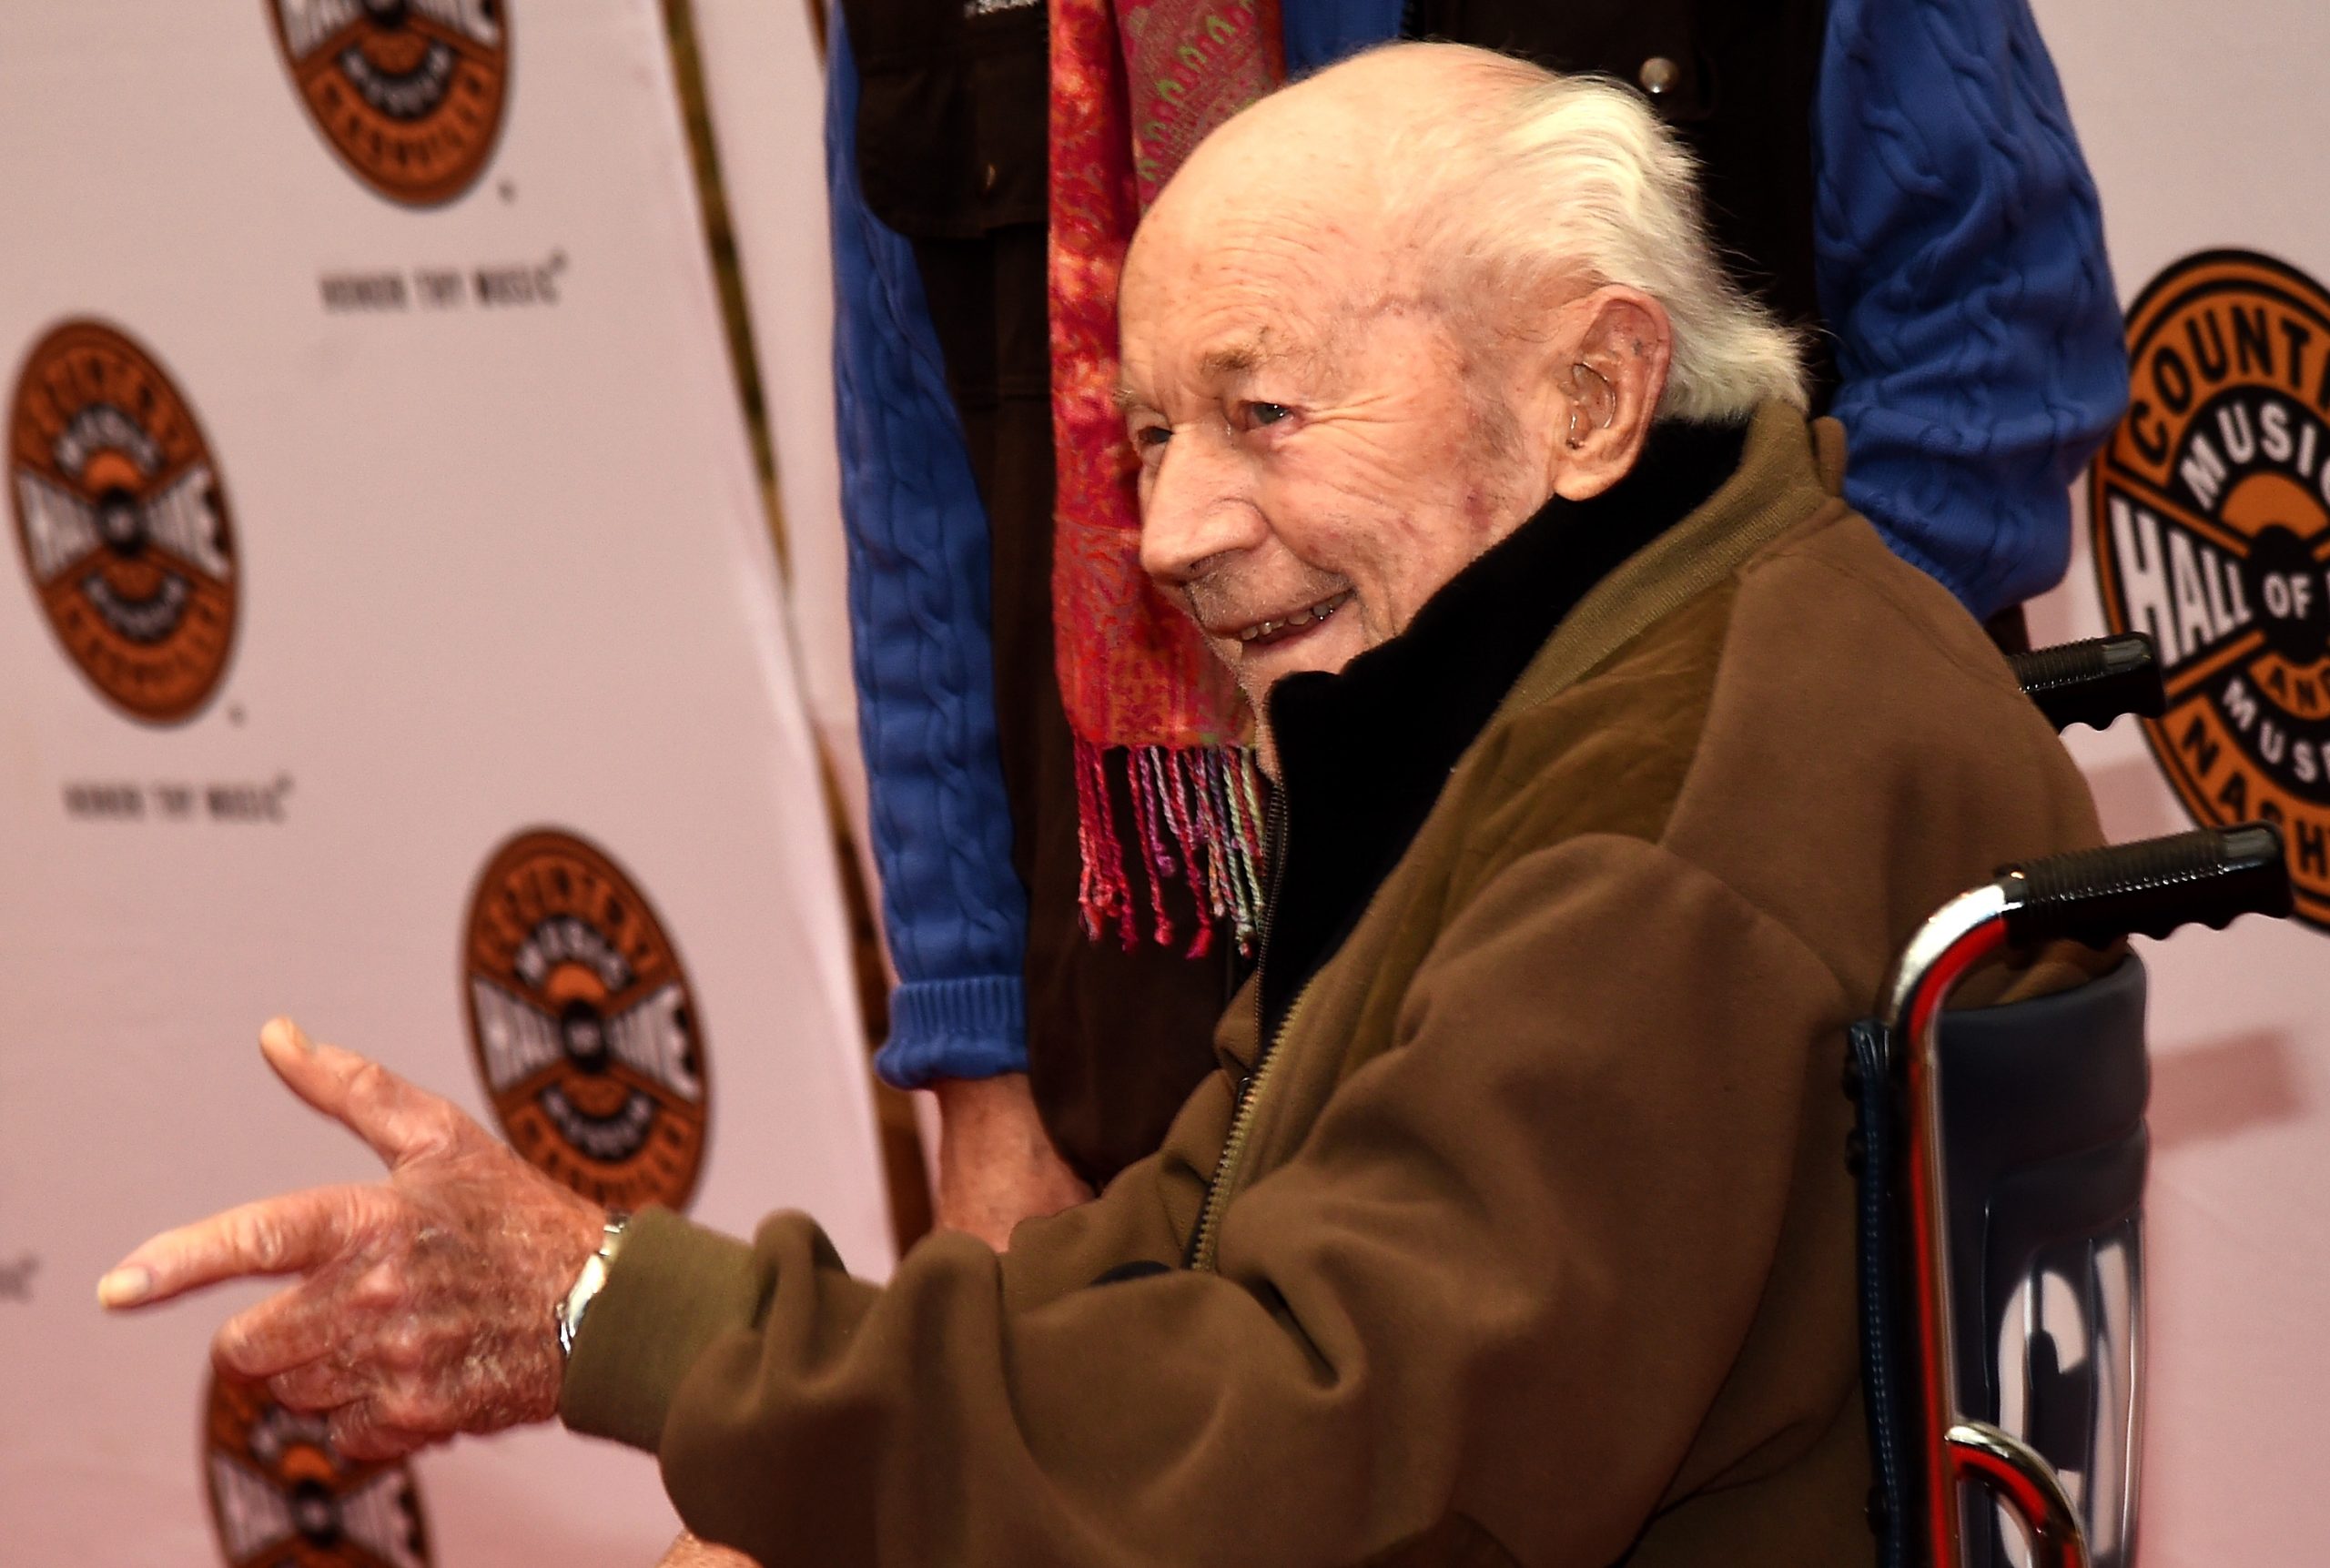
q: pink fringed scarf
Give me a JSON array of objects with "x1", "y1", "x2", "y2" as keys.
[{"x1": 1048, "y1": 0, "x2": 1282, "y2": 956}]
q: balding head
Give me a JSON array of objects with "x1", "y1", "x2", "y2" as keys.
[
  {"x1": 1124, "y1": 47, "x2": 1517, "y2": 373},
  {"x1": 1117, "y1": 44, "x2": 1802, "y2": 769},
  {"x1": 1129, "y1": 44, "x2": 1806, "y2": 426},
  {"x1": 1133, "y1": 46, "x2": 1484, "y2": 286}
]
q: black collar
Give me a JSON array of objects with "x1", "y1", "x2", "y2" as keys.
[{"x1": 1257, "y1": 420, "x2": 1748, "y2": 1037}]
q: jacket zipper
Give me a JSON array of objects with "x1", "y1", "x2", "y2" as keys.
[
  {"x1": 1189, "y1": 980, "x2": 1313, "y2": 1270},
  {"x1": 1189, "y1": 787, "x2": 1299, "y2": 1272}
]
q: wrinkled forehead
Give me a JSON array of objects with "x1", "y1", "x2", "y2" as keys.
[
  {"x1": 1115, "y1": 77, "x2": 1425, "y2": 390},
  {"x1": 1119, "y1": 195, "x2": 1392, "y2": 399}
]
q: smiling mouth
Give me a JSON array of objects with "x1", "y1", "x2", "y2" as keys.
[{"x1": 1231, "y1": 590, "x2": 1354, "y2": 649}]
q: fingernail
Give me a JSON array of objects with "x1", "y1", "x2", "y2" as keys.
[
  {"x1": 97, "y1": 1265, "x2": 152, "y2": 1309},
  {"x1": 261, "y1": 1018, "x2": 315, "y2": 1056}
]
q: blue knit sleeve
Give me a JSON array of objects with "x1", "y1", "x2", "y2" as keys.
[
  {"x1": 1813, "y1": 0, "x2": 2129, "y2": 622},
  {"x1": 826, "y1": 15, "x2": 1029, "y2": 1087}
]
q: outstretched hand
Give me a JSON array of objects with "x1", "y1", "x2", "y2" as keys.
[{"x1": 99, "y1": 1018, "x2": 606, "y2": 1461}]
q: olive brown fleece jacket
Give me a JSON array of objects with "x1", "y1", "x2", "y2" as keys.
[{"x1": 560, "y1": 402, "x2": 2104, "y2": 1566}]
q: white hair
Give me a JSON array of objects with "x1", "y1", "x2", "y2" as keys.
[{"x1": 1369, "y1": 45, "x2": 1810, "y2": 421}]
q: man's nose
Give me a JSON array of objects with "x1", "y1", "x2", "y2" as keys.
[{"x1": 1138, "y1": 436, "x2": 1267, "y2": 586}]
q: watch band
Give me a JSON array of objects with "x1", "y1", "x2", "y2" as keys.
[{"x1": 555, "y1": 1212, "x2": 629, "y2": 1361}]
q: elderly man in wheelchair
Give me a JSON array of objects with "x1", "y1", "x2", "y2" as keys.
[{"x1": 101, "y1": 43, "x2": 2290, "y2": 1568}]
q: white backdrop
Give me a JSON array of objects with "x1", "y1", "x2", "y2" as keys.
[
  {"x1": 685, "y1": 0, "x2": 875, "y2": 868},
  {"x1": 2030, "y1": 2, "x2": 2330, "y2": 1562},
  {"x1": 0, "y1": 5, "x2": 890, "y2": 1565}
]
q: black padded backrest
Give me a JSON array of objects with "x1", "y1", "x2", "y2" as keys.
[{"x1": 1939, "y1": 955, "x2": 2149, "y2": 1568}]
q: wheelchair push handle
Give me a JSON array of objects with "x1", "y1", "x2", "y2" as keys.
[
  {"x1": 2007, "y1": 633, "x2": 2164, "y2": 733},
  {"x1": 1996, "y1": 823, "x2": 2292, "y2": 950}
]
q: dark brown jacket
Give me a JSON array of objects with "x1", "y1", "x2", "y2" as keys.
[{"x1": 562, "y1": 406, "x2": 2102, "y2": 1565}]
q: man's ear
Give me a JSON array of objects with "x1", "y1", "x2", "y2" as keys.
[{"x1": 1548, "y1": 287, "x2": 1674, "y2": 502}]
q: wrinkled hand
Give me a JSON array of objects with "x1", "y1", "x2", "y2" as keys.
[
  {"x1": 930, "y1": 1074, "x2": 1091, "y2": 1250},
  {"x1": 99, "y1": 1018, "x2": 606, "y2": 1462},
  {"x1": 655, "y1": 1531, "x2": 761, "y2": 1567}
]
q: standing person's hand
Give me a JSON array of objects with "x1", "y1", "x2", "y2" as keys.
[
  {"x1": 98, "y1": 1018, "x2": 606, "y2": 1461},
  {"x1": 654, "y1": 1531, "x2": 761, "y2": 1567},
  {"x1": 929, "y1": 1074, "x2": 1091, "y2": 1250}
]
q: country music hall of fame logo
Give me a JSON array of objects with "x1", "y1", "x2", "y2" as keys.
[
  {"x1": 8, "y1": 319, "x2": 238, "y2": 724},
  {"x1": 2092, "y1": 249, "x2": 2330, "y2": 929},
  {"x1": 462, "y1": 829, "x2": 711, "y2": 1209},
  {"x1": 268, "y1": 0, "x2": 512, "y2": 207},
  {"x1": 204, "y1": 1370, "x2": 431, "y2": 1568}
]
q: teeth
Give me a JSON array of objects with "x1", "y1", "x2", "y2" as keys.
[{"x1": 1236, "y1": 592, "x2": 1350, "y2": 643}]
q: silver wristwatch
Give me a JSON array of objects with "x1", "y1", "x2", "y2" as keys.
[{"x1": 555, "y1": 1213, "x2": 629, "y2": 1361}]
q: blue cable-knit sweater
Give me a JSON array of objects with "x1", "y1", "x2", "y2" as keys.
[
  {"x1": 826, "y1": 0, "x2": 2129, "y2": 1088},
  {"x1": 826, "y1": 23, "x2": 1030, "y2": 1086}
]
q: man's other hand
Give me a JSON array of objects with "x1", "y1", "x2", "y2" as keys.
[
  {"x1": 930, "y1": 1074, "x2": 1090, "y2": 1250},
  {"x1": 97, "y1": 1018, "x2": 606, "y2": 1461},
  {"x1": 656, "y1": 1531, "x2": 761, "y2": 1567}
]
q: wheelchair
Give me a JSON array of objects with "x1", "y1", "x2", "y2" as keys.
[{"x1": 1850, "y1": 632, "x2": 2296, "y2": 1568}]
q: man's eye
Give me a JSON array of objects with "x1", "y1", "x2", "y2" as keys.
[
  {"x1": 1243, "y1": 402, "x2": 1292, "y2": 429},
  {"x1": 1134, "y1": 423, "x2": 1172, "y2": 450}
]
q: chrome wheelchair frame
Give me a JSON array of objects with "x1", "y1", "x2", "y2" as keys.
[{"x1": 1852, "y1": 633, "x2": 2295, "y2": 1568}]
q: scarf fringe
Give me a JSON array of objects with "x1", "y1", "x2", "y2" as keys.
[{"x1": 1075, "y1": 737, "x2": 1267, "y2": 959}]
